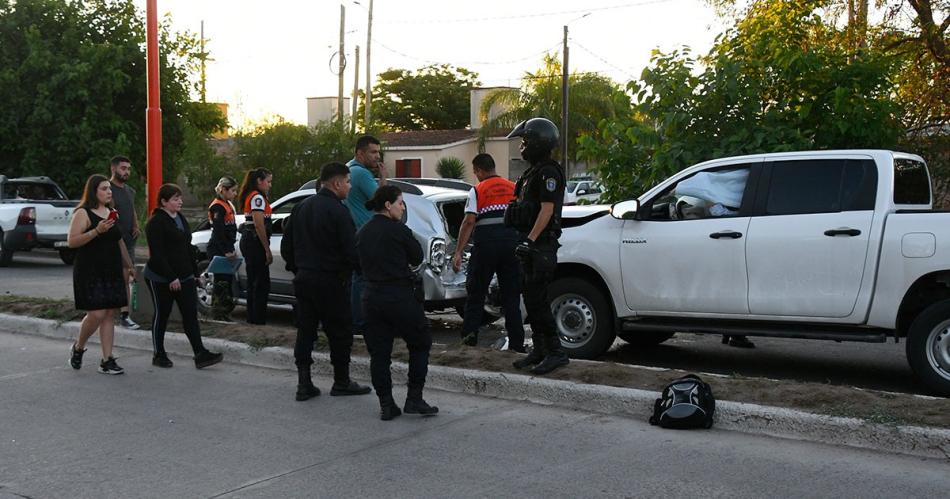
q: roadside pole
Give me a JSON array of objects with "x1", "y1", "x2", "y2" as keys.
[{"x1": 146, "y1": 0, "x2": 162, "y2": 212}]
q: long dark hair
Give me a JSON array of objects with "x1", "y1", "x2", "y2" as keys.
[
  {"x1": 239, "y1": 168, "x2": 271, "y2": 208},
  {"x1": 364, "y1": 184, "x2": 402, "y2": 211},
  {"x1": 76, "y1": 174, "x2": 112, "y2": 210}
]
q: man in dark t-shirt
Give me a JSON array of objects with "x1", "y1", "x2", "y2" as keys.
[{"x1": 109, "y1": 155, "x2": 141, "y2": 330}]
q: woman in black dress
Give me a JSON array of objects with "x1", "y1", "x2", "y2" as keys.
[
  {"x1": 145, "y1": 184, "x2": 223, "y2": 369},
  {"x1": 67, "y1": 174, "x2": 135, "y2": 375}
]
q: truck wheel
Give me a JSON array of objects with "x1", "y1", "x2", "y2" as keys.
[
  {"x1": 906, "y1": 299, "x2": 950, "y2": 396},
  {"x1": 549, "y1": 277, "x2": 615, "y2": 359},
  {"x1": 0, "y1": 230, "x2": 12, "y2": 267},
  {"x1": 59, "y1": 248, "x2": 76, "y2": 265},
  {"x1": 618, "y1": 331, "x2": 675, "y2": 346}
]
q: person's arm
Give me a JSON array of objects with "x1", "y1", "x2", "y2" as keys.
[
  {"x1": 280, "y1": 206, "x2": 297, "y2": 273},
  {"x1": 67, "y1": 209, "x2": 112, "y2": 249},
  {"x1": 353, "y1": 167, "x2": 378, "y2": 201},
  {"x1": 527, "y1": 203, "x2": 554, "y2": 242},
  {"x1": 209, "y1": 204, "x2": 228, "y2": 254},
  {"x1": 405, "y1": 226, "x2": 424, "y2": 267},
  {"x1": 145, "y1": 217, "x2": 176, "y2": 281},
  {"x1": 119, "y1": 239, "x2": 134, "y2": 281},
  {"x1": 376, "y1": 161, "x2": 388, "y2": 186},
  {"x1": 452, "y1": 213, "x2": 476, "y2": 272},
  {"x1": 130, "y1": 204, "x2": 140, "y2": 239}
]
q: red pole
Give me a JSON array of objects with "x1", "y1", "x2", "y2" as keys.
[{"x1": 146, "y1": 0, "x2": 162, "y2": 213}]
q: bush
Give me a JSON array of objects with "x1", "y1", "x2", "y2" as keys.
[{"x1": 436, "y1": 156, "x2": 466, "y2": 179}]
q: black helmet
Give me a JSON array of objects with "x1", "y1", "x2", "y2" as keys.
[{"x1": 508, "y1": 118, "x2": 559, "y2": 163}]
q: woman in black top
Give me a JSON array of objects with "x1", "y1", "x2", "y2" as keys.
[
  {"x1": 144, "y1": 184, "x2": 223, "y2": 369},
  {"x1": 207, "y1": 175, "x2": 239, "y2": 320},
  {"x1": 238, "y1": 168, "x2": 273, "y2": 325},
  {"x1": 356, "y1": 185, "x2": 438, "y2": 420},
  {"x1": 67, "y1": 174, "x2": 135, "y2": 375}
]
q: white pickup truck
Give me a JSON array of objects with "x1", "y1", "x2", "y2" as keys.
[
  {"x1": 549, "y1": 150, "x2": 950, "y2": 394},
  {"x1": 0, "y1": 175, "x2": 77, "y2": 266}
]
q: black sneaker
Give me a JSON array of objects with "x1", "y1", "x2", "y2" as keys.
[
  {"x1": 98, "y1": 357, "x2": 125, "y2": 375},
  {"x1": 69, "y1": 343, "x2": 85, "y2": 370},
  {"x1": 152, "y1": 353, "x2": 173, "y2": 368},
  {"x1": 529, "y1": 353, "x2": 569, "y2": 375},
  {"x1": 403, "y1": 398, "x2": 439, "y2": 416},
  {"x1": 194, "y1": 350, "x2": 223, "y2": 369}
]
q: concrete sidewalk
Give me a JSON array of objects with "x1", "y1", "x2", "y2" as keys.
[{"x1": 1, "y1": 330, "x2": 949, "y2": 499}]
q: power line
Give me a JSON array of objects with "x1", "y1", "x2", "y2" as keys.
[
  {"x1": 374, "y1": 37, "x2": 562, "y2": 66},
  {"x1": 372, "y1": 0, "x2": 679, "y2": 25},
  {"x1": 571, "y1": 40, "x2": 639, "y2": 80}
]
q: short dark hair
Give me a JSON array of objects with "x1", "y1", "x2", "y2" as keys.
[
  {"x1": 364, "y1": 184, "x2": 402, "y2": 211},
  {"x1": 157, "y1": 183, "x2": 183, "y2": 206},
  {"x1": 320, "y1": 162, "x2": 350, "y2": 182},
  {"x1": 472, "y1": 153, "x2": 495, "y2": 172},
  {"x1": 111, "y1": 155, "x2": 131, "y2": 167},
  {"x1": 355, "y1": 135, "x2": 380, "y2": 153}
]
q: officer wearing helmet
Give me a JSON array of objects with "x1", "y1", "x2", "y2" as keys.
[{"x1": 504, "y1": 117, "x2": 569, "y2": 375}]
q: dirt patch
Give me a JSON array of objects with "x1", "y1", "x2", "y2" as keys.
[{"x1": 2, "y1": 295, "x2": 949, "y2": 428}]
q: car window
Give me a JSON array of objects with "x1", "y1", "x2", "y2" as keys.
[
  {"x1": 566, "y1": 181, "x2": 578, "y2": 193},
  {"x1": 6, "y1": 182, "x2": 64, "y2": 200},
  {"x1": 764, "y1": 159, "x2": 877, "y2": 216},
  {"x1": 272, "y1": 196, "x2": 303, "y2": 215},
  {"x1": 589, "y1": 183, "x2": 603, "y2": 194},
  {"x1": 649, "y1": 166, "x2": 751, "y2": 221},
  {"x1": 893, "y1": 158, "x2": 930, "y2": 205},
  {"x1": 578, "y1": 182, "x2": 589, "y2": 192}
]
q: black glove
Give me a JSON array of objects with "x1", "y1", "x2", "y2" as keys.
[{"x1": 514, "y1": 239, "x2": 537, "y2": 260}]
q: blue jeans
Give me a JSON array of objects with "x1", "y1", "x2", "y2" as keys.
[{"x1": 351, "y1": 272, "x2": 365, "y2": 333}]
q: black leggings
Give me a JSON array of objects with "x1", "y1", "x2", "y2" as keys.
[{"x1": 146, "y1": 278, "x2": 207, "y2": 356}]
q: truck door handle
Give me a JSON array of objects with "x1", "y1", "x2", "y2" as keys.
[
  {"x1": 709, "y1": 231, "x2": 743, "y2": 239},
  {"x1": 824, "y1": 228, "x2": 861, "y2": 237}
]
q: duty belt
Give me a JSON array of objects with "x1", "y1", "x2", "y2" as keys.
[{"x1": 474, "y1": 218, "x2": 505, "y2": 227}]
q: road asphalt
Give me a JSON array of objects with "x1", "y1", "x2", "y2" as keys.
[{"x1": 1, "y1": 330, "x2": 948, "y2": 498}]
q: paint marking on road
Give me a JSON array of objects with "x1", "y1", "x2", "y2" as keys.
[{"x1": 0, "y1": 366, "x2": 66, "y2": 382}]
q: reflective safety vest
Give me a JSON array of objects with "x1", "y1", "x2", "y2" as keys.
[
  {"x1": 474, "y1": 176, "x2": 516, "y2": 227},
  {"x1": 242, "y1": 190, "x2": 272, "y2": 235},
  {"x1": 208, "y1": 198, "x2": 236, "y2": 225}
]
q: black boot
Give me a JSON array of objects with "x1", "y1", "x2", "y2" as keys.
[
  {"x1": 404, "y1": 397, "x2": 439, "y2": 415},
  {"x1": 530, "y1": 336, "x2": 569, "y2": 375},
  {"x1": 379, "y1": 394, "x2": 402, "y2": 421},
  {"x1": 330, "y1": 364, "x2": 372, "y2": 396},
  {"x1": 728, "y1": 335, "x2": 756, "y2": 349},
  {"x1": 461, "y1": 330, "x2": 478, "y2": 347},
  {"x1": 296, "y1": 366, "x2": 320, "y2": 401},
  {"x1": 513, "y1": 335, "x2": 546, "y2": 369}
]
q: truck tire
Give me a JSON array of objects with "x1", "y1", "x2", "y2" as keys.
[
  {"x1": 0, "y1": 230, "x2": 12, "y2": 267},
  {"x1": 59, "y1": 248, "x2": 76, "y2": 265},
  {"x1": 549, "y1": 277, "x2": 615, "y2": 359},
  {"x1": 618, "y1": 331, "x2": 675, "y2": 347},
  {"x1": 195, "y1": 260, "x2": 215, "y2": 316},
  {"x1": 906, "y1": 299, "x2": 950, "y2": 396}
]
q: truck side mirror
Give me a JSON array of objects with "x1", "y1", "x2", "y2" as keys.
[
  {"x1": 610, "y1": 200, "x2": 640, "y2": 220},
  {"x1": 576, "y1": 189, "x2": 588, "y2": 196}
]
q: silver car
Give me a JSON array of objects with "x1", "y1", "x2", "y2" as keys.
[{"x1": 190, "y1": 179, "x2": 480, "y2": 318}]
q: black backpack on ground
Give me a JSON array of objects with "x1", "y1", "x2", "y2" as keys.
[{"x1": 649, "y1": 374, "x2": 716, "y2": 429}]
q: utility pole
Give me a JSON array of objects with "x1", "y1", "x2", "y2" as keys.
[
  {"x1": 351, "y1": 45, "x2": 360, "y2": 134},
  {"x1": 145, "y1": 0, "x2": 162, "y2": 213},
  {"x1": 199, "y1": 20, "x2": 207, "y2": 103},
  {"x1": 337, "y1": 5, "x2": 346, "y2": 124},
  {"x1": 561, "y1": 25, "x2": 569, "y2": 176},
  {"x1": 364, "y1": 0, "x2": 374, "y2": 129}
]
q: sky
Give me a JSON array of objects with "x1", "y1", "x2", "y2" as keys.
[{"x1": 133, "y1": 0, "x2": 726, "y2": 128}]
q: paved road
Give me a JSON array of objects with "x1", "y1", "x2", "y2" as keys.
[
  {"x1": 0, "y1": 330, "x2": 947, "y2": 499},
  {"x1": 0, "y1": 250, "x2": 921, "y2": 395}
]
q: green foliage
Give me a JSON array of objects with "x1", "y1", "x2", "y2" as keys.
[
  {"x1": 479, "y1": 55, "x2": 630, "y2": 168},
  {"x1": 371, "y1": 64, "x2": 480, "y2": 131},
  {"x1": 0, "y1": 0, "x2": 225, "y2": 198},
  {"x1": 229, "y1": 118, "x2": 362, "y2": 200},
  {"x1": 436, "y1": 156, "x2": 466, "y2": 179},
  {"x1": 580, "y1": 0, "x2": 905, "y2": 202}
]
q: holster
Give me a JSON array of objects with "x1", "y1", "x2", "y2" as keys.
[{"x1": 504, "y1": 200, "x2": 539, "y2": 233}]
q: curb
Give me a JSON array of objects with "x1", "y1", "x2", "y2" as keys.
[{"x1": 2, "y1": 313, "x2": 948, "y2": 460}]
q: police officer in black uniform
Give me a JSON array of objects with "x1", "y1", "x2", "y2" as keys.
[
  {"x1": 357, "y1": 185, "x2": 438, "y2": 421},
  {"x1": 505, "y1": 117, "x2": 569, "y2": 375},
  {"x1": 282, "y1": 162, "x2": 372, "y2": 401}
]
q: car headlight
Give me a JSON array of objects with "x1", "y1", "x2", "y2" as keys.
[{"x1": 428, "y1": 238, "x2": 446, "y2": 274}]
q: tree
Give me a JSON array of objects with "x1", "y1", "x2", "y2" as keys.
[
  {"x1": 436, "y1": 156, "x2": 465, "y2": 179},
  {"x1": 230, "y1": 118, "x2": 362, "y2": 200},
  {"x1": 0, "y1": 0, "x2": 226, "y2": 197},
  {"x1": 370, "y1": 64, "x2": 480, "y2": 131},
  {"x1": 478, "y1": 55, "x2": 631, "y2": 169},
  {"x1": 580, "y1": 0, "x2": 905, "y2": 202}
]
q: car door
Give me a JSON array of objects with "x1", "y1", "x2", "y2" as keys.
[
  {"x1": 745, "y1": 158, "x2": 877, "y2": 318},
  {"x1": 620, "y1": 162, "x2": 760, "y2": 315}
]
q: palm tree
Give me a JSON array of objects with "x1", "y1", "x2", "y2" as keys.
[{"x1": 477, "y1": 54, "x2": 630, "y2": 170}]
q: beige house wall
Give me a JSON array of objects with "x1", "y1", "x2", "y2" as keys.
[{"x1": 384, "y1": 138, "x2": 522, "y2": 184}]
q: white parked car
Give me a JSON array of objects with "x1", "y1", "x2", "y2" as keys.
[
  {"x1": 0, "y1": 175, "x2": 77, "y2": 266},
  {"x1": 545, "y1": 150, "x2": 950, "y2": 395},
  {"x1": 564, "y1": 179, "x2": 604, "y2": 205}
]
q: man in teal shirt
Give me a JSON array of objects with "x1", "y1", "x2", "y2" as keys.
[{"x1": 345, "y1": 135, "x2": 387, "y2": 333}]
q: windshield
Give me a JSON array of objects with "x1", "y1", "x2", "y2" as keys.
[
  {"x1": 566, "y1": 181, "x2": 578, "y2": 193},
  {"x1": 3, "y1": 182, "x2": 66, "y2": 201}
]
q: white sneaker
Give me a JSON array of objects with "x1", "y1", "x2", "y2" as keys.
[{"x1": 120, "y1": 316, "x2": 140, "y2": 330}]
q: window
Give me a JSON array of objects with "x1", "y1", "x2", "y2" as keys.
[
  {"x1": 272, "y1": 196, "x2": 304, "y2": 215},
  {"x1": 648, "y1": 166, "x2": 751, "y2": 221},
  {"x1": 894, "y1": 158, "x2": 930, "y2": 205},
  {"x1": 764, "y1": 159, "x2": 877, "y2": 216}
]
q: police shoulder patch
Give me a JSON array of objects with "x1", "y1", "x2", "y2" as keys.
[
  {"x1": 254, "y1": 196, "x2": 263, "y2": 208},
  {"x1": 545, "y1": 178, "x2": 557, "y2": 192}
]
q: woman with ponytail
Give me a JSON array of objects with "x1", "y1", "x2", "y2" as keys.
[{"x1": 238, "y1": 168, "x2": 273, "y2": 325}]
